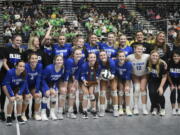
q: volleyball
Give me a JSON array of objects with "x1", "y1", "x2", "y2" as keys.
[{"x1": 100, "y1": 69, "x2": 112, "y2": 80}]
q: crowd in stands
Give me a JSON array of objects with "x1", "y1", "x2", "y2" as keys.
[
  {"x1": 75, "y1": 4, "x2": 143, "y2": 40},
  {"x1": 2, "y1": 2, "x2": 81, "y2": 44},
  {"x1": 136, "y1": 3, "x2": 180, "y2": 38}
]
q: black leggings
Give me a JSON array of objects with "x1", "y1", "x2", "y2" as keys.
[
  {"x1": 0, "y1": 86, "x2": 6, "y2": 111},
  {"x1": 170, "y1": 79, "x2": 180, "y2": 104},
  {"x1": 148, "y1": 80, "x2": 168, "y2": 110}
]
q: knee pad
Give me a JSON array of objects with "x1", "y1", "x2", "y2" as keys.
[
  {"x1": 16, "y1": 99, "x2": 23, "y2": 105},
  {"x1": 35, "y1": 98, "x2": 41, "y2": 104},
  {"x1": 42, "y1": 97, "x2": 49, "y2": 104},
  {"x1": 100, "y1": 91, "x2": 106, "y2": 97},
  {"x1": 118, "y1": 91, "x2": 124, "y2": 96},
  {"x1": 69, "y1": 93, "x2": 76, "y2": 99},
  {"x1": 89, "y1": 94, "x2": 95, "y2": 101},
  {"x1": 111, "y1": 91, "x2": 118, "y2": 97},
  {"x1": 141, "y1": 91, "x2": 147, "y2": 96},
  {"x1": 23, "y1": 99, "x2": 30, "y2": 105},
  {"x1": 125, "y1": 91, "x2": 130, "y2": 96},
  {"x1": 59, "y1": 94, "x2": 66, "y2": 100},
  {"x1": 50, "y1": 95, "x2": 56, "y2": 104},
  {"x1": 83, "y1": 94, "x2": 89, "y2": 100},
  {"x1": 134, "y1": 83, "x2": 140, "y2": 93}
]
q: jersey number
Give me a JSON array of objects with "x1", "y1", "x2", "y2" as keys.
[{"x1": 136, "y1": 66, "x2": 142, "y2": 70}]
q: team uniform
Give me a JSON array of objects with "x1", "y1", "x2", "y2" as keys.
[
  {"x1": 127, "y1": 54, "x2": 149, "y2": 76},
  {"x1": 147, "y1": 63, "x2": 168, "y2": 115},
  {"x1": 168, "y1": 61, "x2": 180, "y2": 113},
  {"x1": 99, "y1": 43, "x2": 117, "y2": 58},
  {"x1": 84, "y1": 42, "x2": 100, "y2": 57},
  {"x1": 25, "y1": 63, "x2": 42, "y2": 93},
  {"x1": 52, "y1": 43, "x2": 72, "y2": 60},
  {"x1": 114, "y1": 60, "x2": 132, "y2": 81},
  {"x1": 41, "y1": 64, "x2": 65, "y2": 95},
  {"x1": 118, "y1": 46, "x2": 133, "y2": 56}
]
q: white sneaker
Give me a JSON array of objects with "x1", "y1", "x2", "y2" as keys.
[
  {"x1": 142, "y1": 108, "x2": 149, "y2": 115},
  {"x1": 41, "y1": 110, "x2": 48, "y2": 121},
  {"x1": 99, "y1": 110, "x2": 105, "y2": 117},
  {"x1": 113, "y1": 110, "x2": 119, "y2": 117},
  {"x1": 118, "y1": 108, "x2": 124, "y2": 116},
  {"x1": 57, "y1": 113, "x2": 64, "y2": 120},
  {"x1": 21, "y1": 115, "x2": 27, "y2": 122},
  {"x1": 34, "y1": 114, "x2": 42, "y2": 121},
  {"x1": 126, "y1": 108, "x2": 132, "y2": 116},
  {"x1": 152, "y1": 108, "x2": 157, "y2": 116},
  {"x1": 159, "y1": 109, "x2": 166, "y2": 116},
  {"x1": 172, "y1": 108, "x2": 177, "y2": 115},
  {"x1": 67, "y1": 113, "x2": 77, "y2": 119},
  {"x1": 50, "y1": 110, "x2": 58, "y2": 120},
  {"x1": 133, "y1": 107, "x2": 139, "y2": 115}
]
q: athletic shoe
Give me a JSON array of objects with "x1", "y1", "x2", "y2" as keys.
[
  {"x1": 6, "y1": 117, "x2": 12, "y2": 126},
  {"x1": 133, "y1": 107, "x2": 139, "y2": 115},
  {"x1": 172, "y1": 108, "x2": 177, "y2": 116},
  {"x1": 142, "y1": 108, "x2": 149, "y2": 115},
  {"x1": 118, "y1": 108, "x2": 124, "y2": 116},
  {"x1": 159, "y1": 109, "x2": 166, "y2": 116},
  {"x1": 21, "y1": 115, "x2": 27, "y2": 122},
  {"x1": 17, "y1": 116, "x2": 25, "y2": 124},
  {"x1": 34, "y1": 114, "x2": 42, "y2": 121},
  {"x1": 50, "y1": 110, "x2": 58, "y2": 120},
  {"x1": 113, "y1": 110, "x2": 119, "y2": 117},
  {"x1": 41, "y1": 110, "x2": 48, "y2": 121},
  {"x1": 57, "y1": 113, "x2": 64, "y2": 120},
  {"x1": 177, "y1": 109, "x2": 180, "y2": 115},
  {"x1": 126, "y1": 108, "x2": 132, "y2": 116},
  {"x1": 82, "y1": 111, "x2": 88, "y2": 119},
  {"x1": 99, "y1": 110, "x2": 105, "y2": 117},
  {"x1": 91, "y1": 111, "x2": 98, "y2": 119},
  {"x1": 0, "y1": 112, "x2": 6, "y2": 121},
  {"x1": 67, "y1": 113, "x2": 77, "y2": 119},
  {"x1": 152, "y1": 108, "x2": 157, "y2": 116}
]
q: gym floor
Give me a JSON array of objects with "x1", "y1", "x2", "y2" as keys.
[{"x1": 1, "y1": 89, "x2": 180, "y2": 135}]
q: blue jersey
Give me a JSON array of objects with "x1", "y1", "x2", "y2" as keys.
[
  {"x1": 53, "y1": 43, "x2": 72, "y2": 60},
  {"x1": 25, "y1": 63, "x2": 42, "y2": 93},
  {"x1": 84, "y1": 42, "x2": 100, "y2": 57},
  {"x1": 80, "y1": 62, "x2": 100, "y2": 81},
  {"x1": 99, "y1": 58, "x2": 116, "y2": 75},
  {"x1": 99, "y1": 43, "x2": 117, "y2": 58},
  {"x1": 2, "y1": 68, "x2": 27, "y2": 97},
  {"x1": 64, "y1": 58, "x2": 85, "y2": 81},
  {"x1": 118, "y1": 46, "x2": 133, "y2": 56},
  {"x1": 114, "y1": 60, "x2": 132, "y2": 80},
  {"x1": 42, "y1": 64, "x2": 65, "y2": 93}
]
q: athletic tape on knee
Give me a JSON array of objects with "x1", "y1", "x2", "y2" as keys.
[
  {"x1": 141, "y1": 91, "x2": 147, "y2": 96},
  {"x1": 125, "y1": 91, "x2": 130, "y2": 96},
  {"x1": 100, "y1": 91, "x2": 106, "y2": 97},
  {"x1": 89, "y1": 94, "x2": 95, "y2": 101},
  {"x1": 83, "y1": 94, "x2": 89, "y2": 100},
  {"x1": 42, "y1": 97, "x2": 49, "y2": 104},
  {"x1": 35, "y1": 98, "x2": 41, "y2": 104},
  {"x1": 118, "y1": 91, "x2": 124, "y2": 96},
  {"x1": 111, "y1": 91, "x2": 118, "y2": 97},
  {"x1": 16, "y1": 99, "x2": 23, "y2": 104},
  {"x1": 59, "y1": 94, "x2": 66, "y2": 100},
  {"x1": 69, "y1": 93, "x2": 76, "y2": 99}
]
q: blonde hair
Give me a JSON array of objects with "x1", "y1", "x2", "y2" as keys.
[
  {"x1": 147, "y1": 50, "x2": 162, "y2": 77},
  {"x1": 154, "y1": 32, "x2": 167, "y2": 53},
  {"x1": 28, "y1": 36, "x2": 39, "y2": 50}
]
